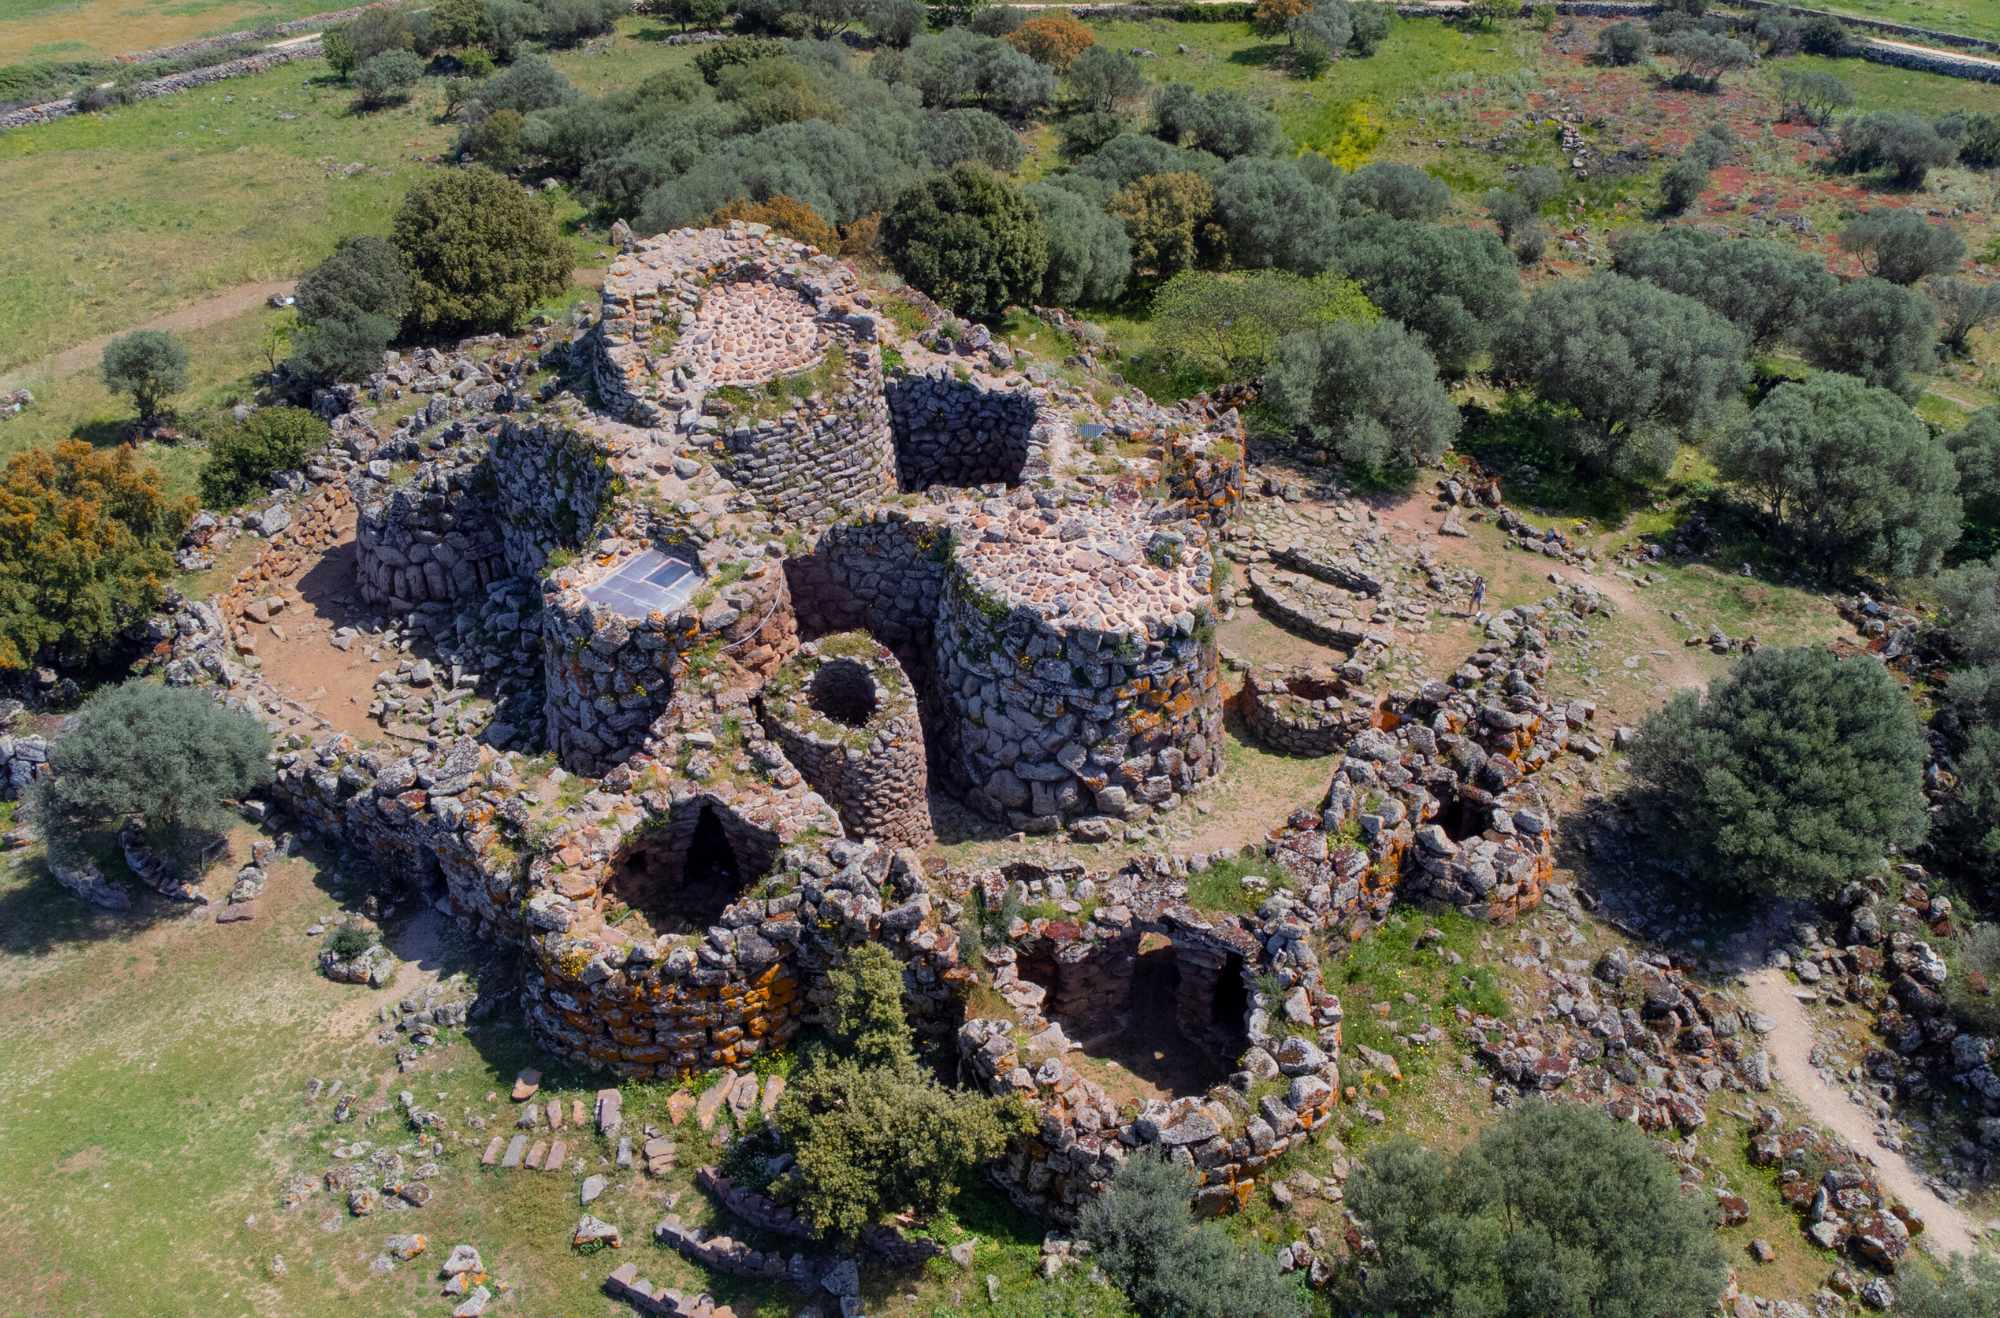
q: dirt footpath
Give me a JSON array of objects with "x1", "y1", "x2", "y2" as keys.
[
  {"x1": 0, "y1": 280, "x2": 296, "y2": 387},
  {"x1": 1743, "y1": 967, "x2": 1988, "y2": 1261}
]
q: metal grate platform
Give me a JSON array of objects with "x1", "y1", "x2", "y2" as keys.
[{"x1": 582, "y1": 548, "x2": 703, "y2": 618}]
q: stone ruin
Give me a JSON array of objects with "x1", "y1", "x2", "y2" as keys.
[{"x1": 133, "y1": 224, "x2": 1596, "y2": 1228}]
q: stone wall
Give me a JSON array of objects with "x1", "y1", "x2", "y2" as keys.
[
  {"x1": 759, "y1": 634, "x2": 933, "y2": 850},
  {"x1": 0, "y1": 41, "x2": 325, "y2": 132},
  {"x1": 1239, "y1": 665, "x2": 1380, "y2": 758},
  {"x1": 886, "y1": 370, "x2": 1044, "y2": 491},
  {"x1": 933, "y1": 502, "x2": 1223, "y2": 835},
  {"x1": 1161, "y1": 423, "x2": 1247, "y2": 530},
  {"x1": 783, "y1": 511, "x2": 950, "y2": 663},
  {"x1": 952, "y1": 857, "x2": 1344, "y2": 1222},
  {"x1": 353, "y1": 443, "x2": 506, "y2": 610},
  {"x1": 490, "y1": 418, "x2": 615, "y2": 579},
  {"x1": 707, "y1": 343, "x2": 898, "y2": 524},
  {"x1": 1861, "y1": 40, "x2": 2000, "y2": 80},
  {"x1": 540, "y1": 548, "x2": 796, "y2": 776}
]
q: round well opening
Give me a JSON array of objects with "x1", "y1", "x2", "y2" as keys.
[{"x1": 810, "y1": 658, "x2": 879, "y2": 728}]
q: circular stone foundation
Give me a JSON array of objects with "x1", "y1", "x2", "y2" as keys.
[
  {"x1": 760, "y1": 633, "x2": 933, "y2": 849},
  {"x1": 935, "y1": 498, "x2": 1223, "y2": 830},
  {"x1": 1240, "y1": 665, "x2": 1378, "y2": 757}
]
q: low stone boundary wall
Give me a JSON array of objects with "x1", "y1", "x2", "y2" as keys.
[
  {"x1": 1860, "y1": 39, "x2": 2000, "y2": 80},
  {"x1": 0, "y1": 41, "x2": 324, "y2": 131},
  {"x1": 1734, "y1": 0, "x2": 2000, "y2": 52}
]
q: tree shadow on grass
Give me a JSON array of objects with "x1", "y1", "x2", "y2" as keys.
[
  {"x1": 1454, "y1": 397, "x2": 1655, "y2": 529},
  {"x1": 1226, "y1": 43, "x2": 1292, "y2": 71}
]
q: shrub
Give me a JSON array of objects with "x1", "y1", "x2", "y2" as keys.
[
  {"x1": 352, "y1": 48, "x2": 424, "y2": 109},
  {"x1": 883, "y1": 164, "x2": 1047, "y2": 317},
  {"x1": 1799, "y1": 13, "x2": 1852, "y2": 55},
  {"x1": 656, "y1": 0, "x2": 731, "y2": 32},
  {"x1": 101, "y1": 330, "x2": 189, "y2": 427},
  {"x1": 1082, "y1": 1151, "x2": 1305, "y2": 1318},
  {"x1": 877, "y1": 30, "x2": 1054, "y2": 116},
  {"x1": 1149, "y1": 268, "x2": 1373, "y2": 384},
  {"x1": 1113, "y1": 170, "x2": 1223, "y2": 282},
  {"x1": 1835, "y1": 111, "x2": 1958, "y2": 188},
  {"x1": 1777, "y1": 67, "x2": 1852, "y2": 126},
  {"x1": 1801, "y1": 277, "x2": 1936, "y2": 399},
  {"x1": 30, "y1": 681, "x2": 271, "y2": 873},
  {"x1": 1611, "y1": 228, "x2": 1834, "y2": 348},
  {"x1": 538, "y1": 0, "x2": 623, "y2": 46},
  {"x1": 1266, "y1": 318, "x2": 1460, "y2": 474},
  {"x1": 1596, "y1": 20, "x2": 1648, "y2": 64},
  {"x1": 457, "y1": 106, "x2": 525, "y2": 168},
  {"x1": 1345, "y1": 1102, "x2": 1727, "y2": 1317},
  {"x1": 865, "y1": 0, "x2": 923, "y2": 46},
  {"x1": 200, "y1": 407, "x2": 332, "y2": 507},
  {"x1": 1492, "y1": 274, "x2": 1747, "y2": 479},
  {"x1": 326, "y1": 921, "x2": 376, "y2": 959},
  {"x1": 967, "y1": 3, "x2": 1025, "y2": 35},
  {"x1": 1334, "y1": 216, "x2": 1521, "y2": 378},
  {"x1": 1005, "y1": 13, "x2": 1092, "y2": 68},
  {"x1": 1152, "y1": 84, "x2": 1282, "y2": 160},
  {"x1": 1211, "y1": 155, "x2": 1343, "y2": 274},
  {"x1": 694, "y1": 36, "x2": 788, "y2": 83},
  {"x1": 393, "y1": 167, "x2": 570, "y2": 334},
  {"x1": 1076, "y1": 132, "x2": 1218, "y2": 188},
  {"x1": 292, "y1": 312, "x2": 398, "y2": 385},
  {"x1": 1716, "y1": 372, "x2": 1960, "y2": 576},
  {"x1": 1252, "y1": 0, "x2": 1309, "y2": 43},
  {"x1": 325, "y1": 7, "x2": 416, "y2": 79},
  {"x1": 635, "y1": 117, "x2": 917, "y2": 230},
  {"x1": 1631, "y1": 646, "x2": 1927, "y2": 899},
  {"x1": 1658, "y1": 29, "x2": 1753, "y2": 90},
  {"x1": 1756, "y1": 13, "x2": 1802, "y2": 55},
  {"x1": 1066, "y1": 45, "x2": 1143, "y2": 112},
  {"x1": 1340, "y1": 161, "x2": 1450, "y2": 221},
  {"x1": 1949, "y1": 409, "x2": 2000, "y2": 533},
  {"x1": 1839, "y1": 209, "x2": 1965, "y2": 286},
  {"x1": 709, "y1": 195, "x2": 841, "y2": 250},
  {"x1": 1025, "y1": 180, "x2": 1130, "y2": 305},
  {"x1": 469, "y1": 53, "x2": 575, "y2": 114},
  {"x1": 1290, "y1": 5, "x2": 1352, "y2": 68},
  {"x1": 1658, "y1": 155, "x2": 1711, "y2": 215},
  {"x1": 921, "y1": 106, "x2": 1025, "y2": 170},
  {"x1": 1057, "y1": 108, "x2": 1125, "y2": 160},
  {"x1": 1349, "y1": 1, "x2": 1389, "y2": 54},
  {"x1": 0, "y1": 442, "x2": 192, "y2": 673}
]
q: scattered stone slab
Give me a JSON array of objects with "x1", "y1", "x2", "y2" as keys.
[
  {"x1": 545, "y1": 1138, "x2": 566, "y2": 1173},
  {"x1": 512, "y1": 1069, "x2": 541, "y2": 1101},
  {"x1": 595, "y1": 1088, "x2": 623, "y2": 1135},
  {"x1": 582, "y1": 1174, "x2": 608, "y2": 1205},
  {"x1": 574, "y1": 1214, "x2": 623, "y2": 1250},
  {"x1": 499, "y1": 1135, "x2": 526, "y2": 1169},
  {"x1": 525, "y1": 1139, "x2": 547, "y2": 1170},
  {"x1": 481, "y1": 1136, "x2": 503, "y2": 1166}
]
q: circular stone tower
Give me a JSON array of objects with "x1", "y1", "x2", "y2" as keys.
[
  {"x1": 934, "y1": 498, "x2": 1223, "y2": 831},
  {"x1": 759, "y1": 632, "x2": 933, "y2": 849}
]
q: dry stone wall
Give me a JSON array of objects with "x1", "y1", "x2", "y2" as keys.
[
  {"x1": 490, "y1": 418, "x2": 615, "y2": 579},
  {"x1": 886, "y1": 370, "x2": 1049, "y2": 491},
  {"x1": 759, "y1": 635, "x2": 933, "y2": 849},
  {"x1": 353, "y1": 443, "x2": 505, "y2": 610},
  {"x1": 1240, "y1": 664, "x2": 1380, "y2": 758}
]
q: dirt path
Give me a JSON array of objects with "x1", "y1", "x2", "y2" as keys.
[
  {"x1": 1743, "y1": 967, "x2": 1987, "y2": 1261},
  {"x1": 0, "y1": 279, "x2": 295, "y2": 388}
]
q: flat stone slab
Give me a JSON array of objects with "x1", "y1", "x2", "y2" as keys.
[
  {"x1": 499, "y1": 1135, "x2": 526, "y2": 1169},
  {"x1": 512, "y1": 1069, "x2": 541, "y2": 1101},
  {"x1": 545, "y1": 1098, "x2": 563, "y2": 1130},
  {"x1": 525, "y1": 1139, "x2": 547, "y2": 1171},
  {"x1": 480, "y1": 1136, "x2": 503, "y2": 1166},
  {"x1": 545, "y1": 1139, "x2": 566, "y2": 1173},
  {"x1": 695, "y1": 1073, "x2": 732, "y2": 1131},
  {"x1": 667, "y1": 1091, "x2": 695, "y2": 1127}
]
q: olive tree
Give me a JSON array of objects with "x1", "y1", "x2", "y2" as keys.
[
  {"x1": 32, "y1": 681, "x2": 272, "y2": 873},
  {"x1": 1630, "y1": 646, "x2": 1928, "y2": 900},
  {"x1": 1490, "y1": 273, "x2": 1748, "y2": 478},
  {"x1": 1714, "y1": 372, "x2": 1960, "y2": 576},
  {"x1": 1931, "y1": 276, "x2": 2000, "y2": 357},
  {"x1": 1024, "y1": 179, "x2": 1131, "y2": 305},
  {"x1": 1210, "y1": 155, "x2": 1343, "y2": 273},
  {"x1": 1334, "y1": 216, "x2": 1522, "y2": 378},
  {"x1": 1066, "y1": 45, "x2": 1144, "y2": 112},
  {"x1": 1835, "y1": 110, "x2": 1958, "y2": 188},
  {"x1": 1340, "y1": 161, "x2": 1451, "y2": 221},
  {"x1": 1949, "y1": 407, "x2": 2000, "y2": 532},
  {"x1": 1801, "y1": 277, "x2": 1936, "y2": 398},
  {"x1": 1081, "y1": 1152, "x2": 1305, "y2": 1318},
  {"x1": 1777, "y1": 67, "x2": 1852, "y2": 126},
  {"x1": 293, "y1": 235, "x2": 411, "y2": 384},
  {"x1": 1610, "y1": 228, "x2": 1835, "y2": 349},
  {"x1": 1839, "y1": 209, "x2": 1966, "y2": 285},
  {"x1": 101, "y1": 330, "x2": 190, "y2": 428},
  {"x1": 1148, "y1": 268, "x2": 1372, "y2": 384},
  {"x1": 1152, "y1": 83, "x2": 1281, "y2": 159},
  {"x1": 1266, "y1": 318, "x2": 1459, "y2": 474}
]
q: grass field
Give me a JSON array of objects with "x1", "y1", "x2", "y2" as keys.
[
  {"x1": 0, "y1": 19, "x2": 696, "y2": 376},
  {"x1": 1801, "y1": 0, "x2": 2000, "y2": 45},
  {"x1": 0, "y1": 0, "x2": 351, "y2": 64}
]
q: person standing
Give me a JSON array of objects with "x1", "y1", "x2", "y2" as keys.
[{"x1": 1469, "y1": 575, "x2": 1486, "y2": 614}]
